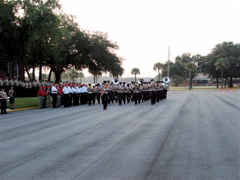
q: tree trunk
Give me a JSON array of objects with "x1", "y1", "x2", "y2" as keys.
[
  {"x1": 39, "y1": 60, "x2": 42, "y2": 81},
  {"x1": 228, "y1": 76, "x2": 233, "y2": 87},
  {"x1": 189, "y1": 71, "x2": 192, "y2": 90},
  {"x1": 48, "y1": 68, "x2": 52, "y2": 81},
  {"x1": 93, "y1": 75, "x2": 96, "y2": 84},
  {"x1": 32, "y1": 65, "x2": 35, "y2": 80},
  {"x1": 24, "y1": 66, "x2": 32, "y2": 81},
  {"x1": 54, "y1": 72, "x2": 61, "y2": 84},
  {"x1": 221, "y1": 68, "x2": 223, "y2": 89},
  {"x1": 216, "y1": 77, "x2": 219, "y2": 88},
  {"x1": 135, "y1": 74, "x2": 136, "y2": 83}
]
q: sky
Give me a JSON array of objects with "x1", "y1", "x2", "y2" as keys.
[{"x1": 59, "y1": 0, "x2": 240, "y2": 78}]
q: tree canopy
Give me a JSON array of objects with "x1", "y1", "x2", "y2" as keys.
[
  {"x1": 1, "y1": 0, "x2": 124, "y2": 83},
  {"x1": 158, "y1": 42, "x2": 239, "y2": 87}
]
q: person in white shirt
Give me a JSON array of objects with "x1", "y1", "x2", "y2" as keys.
[
  {"x1": 72, "y1": 84, "x2": 78, "y2": 106},
  {"x1": 68, "y1": 84, "x2": 73, "y2": 106},
  {"x1": 62, "y1": 84, "x2": 69, "y2": 108},
  {"x1": 51, "y1": 83, "x2": 58, "y2": 108},
  {"x1": 75, "y1": 84, "x2": 80, "y2": 105}
]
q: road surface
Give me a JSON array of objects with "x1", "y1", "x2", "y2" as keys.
[{"x1": 0, "y1": 90, "x2": 239, "y2": 180}]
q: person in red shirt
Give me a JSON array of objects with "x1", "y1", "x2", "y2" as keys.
[
  {"x1": 38, "y1": 86, "x2": 46, "y2": 109},
  {"x1": 56, "y1": 85, "x2": 62, "y2": 107},
  {"x1": 46, "y1": 86, "x2": 51, "y2": 108}
]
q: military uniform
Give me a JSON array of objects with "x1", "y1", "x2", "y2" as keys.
[
  {"x1": 9, "y1": 78, "x2": 14, "y2": 87},
  {"x1": 0, "y1": 78, "x2": 3, "y2": 91},
  {"x1": 132, "y1": 83, "x2": 140, "y2": 105},
  {"x1": 3, "y1": 78, "x2": 9, "y2": 94},
  {"x1": 117, "y1": 82, "x2": 124, "y2": 105},
  {"x1": 150, "y1": 80, "x2": 156, "y2": 105},
  {"x1": 101, "y1": 81, "x2": 109, "y2": 110},
  {"x1": 96, "y1": 84, "x2": 102, "y2": 104},
  {"x1": 87, "y1": 84, "x2": 94, "y2": 106},
  {"x1": 0, "y1": 89, "x2": 8, "y2": 114},
  {"x1": 92, "y1": 85, "x2": 98, "y2": 105},
  {"x1": 8, "y1": 87, "x2": 15, "y2": 109},
  {"x1": 20, "y1": 81, "x2": 26, "y2": 97},
  {"x1": 13, "y1": 78, "x2": 19, "y2": 97}
]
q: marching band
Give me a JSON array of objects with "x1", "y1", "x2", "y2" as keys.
[{"x1": 0, "y1": 77, "x2": 170, "y2": 111}]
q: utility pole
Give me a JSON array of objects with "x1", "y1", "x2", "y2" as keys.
[{"x1": 167, "y1": 46, "x2": 170, "y2": 77}]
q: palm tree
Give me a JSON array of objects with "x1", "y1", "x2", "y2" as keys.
[
  {"x1": 185, "y1": 62, "x2": 196, "y2": 90},
  {"x1": 153, "y1": 62, "x2": 163, "y2": 81},
  {"x1": 131, "y1": 68, "x2": 140, "y2": 82},
  {"x1": 214, "y1": 58, "x2": 230, "y2": 89}
]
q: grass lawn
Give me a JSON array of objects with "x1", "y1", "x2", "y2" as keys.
[{"x1": 6, "y1": 97, "x2": 40, "y2": 109}]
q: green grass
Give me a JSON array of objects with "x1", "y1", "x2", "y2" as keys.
[{"x1": 7, "y1": 97, "x2": 40, "y2": 109}]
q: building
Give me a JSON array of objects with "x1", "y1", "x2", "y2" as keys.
[{"x1": 0, "y1": 62, "x2": 25, "y2": 80}]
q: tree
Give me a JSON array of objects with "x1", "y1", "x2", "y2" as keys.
[
  {"x1": 153, "y1": 62, "x2": 163, "y2": 81},
  {"x1": 205, "y1": 42, "x2": 240, "y2": 87},
  {"x1": 185, "y1": 62, "x2": 196, "y2": 90},
  {"x1": 61, "y1": 72, "x2": 69, "y2": 82},
  {"x1": 17, "y1": 0, "x2": 61, "y2": 81},
  {"x1": 131, "y1": 68, "x2": 140, "y2": 82},
  {"x1": 69, "y1": 69, "x2": 79, "y2": 82},
  {"x1": 86, "y1": 31, "x2": 123, "y2": 82},
  {"x1": 79, "y1": 71, "x2": 84, "y2": 83},
  {"x1": 0, "y1": 0, "x2": 20, "y2": 75},
  {"x1": 1, "y1": 0, "x2": 125, "y2": 83},
  {"x1": 214, "y1": 58, "x2": 230, "y2": 89}
]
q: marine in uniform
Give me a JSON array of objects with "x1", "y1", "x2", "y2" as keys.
[
  {"x1": 150, "y1": 79, "x2": 156, "y2": 105},
  {"x1": 3, "y1": 77, "x2": 9, "y2": 95},
  {"x1": 96, "y1": 83, "x2": 102, "y2": 104},
  {"x1": 101, "y1": 81, "x2": 109, "y2": 110},
  {"x1": 132, "y1": 82, "x2": 140, "y2": 105},
  {"x1": 14, "y1": 78, "x2": 19, "y2": 97},
  {"x1": 32, "y1": 80, "x2": 37, "y2": 97},
  {"x1": 117, "y1": 82, "x2": 124, "y2": 105},
  {"x1": 8, "y1": 86, "x2": 15, "y2": 109},
  {"x1": 87, "y1": 83, "x2": 94, "y2": 106},
  {"x1": 0, "y1": 88, "x2": 8, "y2": 114},
  {"x1": 92, "y1": 84, "x2": 98, "y2": 105},
  {"x1": 0, "y1": 78, "x2": 3, "y2": 91}
]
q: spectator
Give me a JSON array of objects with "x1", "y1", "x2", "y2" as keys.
[{"x1": 8, "y1": 86, "x2": 15, "y2": 109}]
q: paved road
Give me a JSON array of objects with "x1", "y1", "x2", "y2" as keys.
[{"x1": 0, "y1": 91, "x2": 239, "y2": 180}]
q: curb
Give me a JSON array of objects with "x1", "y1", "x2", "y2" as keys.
[{"x1": 7, "y1": 106, "x2": 39, "y2": 112}]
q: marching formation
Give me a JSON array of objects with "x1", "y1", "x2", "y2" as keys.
[
  {"x1": 0, "y1": 76, "x2": 170, "y2": 112},
  {"x1": 37, "y1": 78, "x2": 169, "y2": 110}
]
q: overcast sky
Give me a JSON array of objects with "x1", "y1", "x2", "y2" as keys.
[{"x1": 59, "y1": 0, "x2": 240, "y2": 78}]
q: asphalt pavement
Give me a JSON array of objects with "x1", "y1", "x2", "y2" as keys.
[{"x1": 0, "y1": 90, "x2": 239, "y2": 180}]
